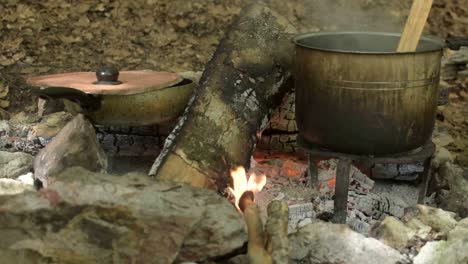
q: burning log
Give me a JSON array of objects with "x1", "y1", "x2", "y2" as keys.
[
  {"x1": 241, "y1": 192, "x2": 273, "y2": 264},
  {"x1": 149, "y1": 1, "x2": 296, "y2": 191},
  {"x1": 230, "y1": 167, "x2": 289, "y2": 263}
]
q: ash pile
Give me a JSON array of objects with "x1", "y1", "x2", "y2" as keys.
[
  {"x1": 286, "y1": 159, "x2": 422, "y2": 235},
  {"x1": 252, "y1": 157, "x2": 425, "y2": 235}
]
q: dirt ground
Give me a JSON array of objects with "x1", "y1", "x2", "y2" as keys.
[{"x1": 0, "y1": 0, "x2": 467, "y2": 164}]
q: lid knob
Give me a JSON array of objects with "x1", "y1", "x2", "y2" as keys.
[{"x1": 94, "y1": 65, "x2": 122, "y2": 85}]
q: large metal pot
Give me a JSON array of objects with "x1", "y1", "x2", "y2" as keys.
[{"x1": 294, "y1": 32, "x2": 448, "y2": 155}]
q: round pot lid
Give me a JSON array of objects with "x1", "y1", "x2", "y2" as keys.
[{"x1": 27, "y1": 70, "x2": 183, "y2": 96}]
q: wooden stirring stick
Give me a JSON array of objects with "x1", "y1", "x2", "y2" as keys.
[{"x1": 397, "y1": 0, "x2": 434, "y2": 52}]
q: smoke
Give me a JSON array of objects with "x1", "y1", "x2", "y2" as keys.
[{"x1": 298, "y1": 0, "x2": 412, "y2": 33}]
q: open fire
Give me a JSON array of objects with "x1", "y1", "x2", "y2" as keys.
[{"x1": 228, "y1": 166, "x2": 267, "y2": 212}]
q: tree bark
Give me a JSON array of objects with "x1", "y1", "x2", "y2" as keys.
[{"x1": 149, "y1": 1, "x2": 297, "y2": 191}]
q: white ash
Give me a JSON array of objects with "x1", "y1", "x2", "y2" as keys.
[
  {"x1": 287, "y1": 203, "x2": 315, "y2": 233},
  {"x1": 251, "y1": 158, "x2": 427, "y2": 235},
  {"x1": 314, "y1": 159, "x2": 423, "y2": 235}
]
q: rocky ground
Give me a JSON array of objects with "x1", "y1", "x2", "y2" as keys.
[
  {"x1": 1, "y1": 113, "x2": 467, "y2": 263},
  {"x1": 0, "y1": 1, "x2": 468, "y2": 263}
]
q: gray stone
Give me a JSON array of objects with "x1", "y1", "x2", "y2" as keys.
[
  {"x1": 0, "y1": 108, "x2": 9, "y2": 120},
  {"x1": 369, "y1": 216, "x2": 415, "y2": 250},
  {"x1": 432, "y1": 147, "x2": 454, "y2": 168},
  {"x1": 446, "y1": 47, "x2": 468, "y2": 64},
  {"x1": 175, "y1": 199, "x2": 247, "y2": 262},
  {"x1": 0, "y1": 167, "x2": 246, "y2": 263},
  {"x1": 0, "y1": 151, "x2": 34, "y2": 178},
  {"x1": 438, "y1": 163, "x2": 468, "y2": 217},
  {"x1": 289, "y1": 221, "x2": 405, "y2": 264},
  {"x1": 404, "y1": 218, "x2": 432, "y2": 240},
  {"x1": 9, "y1": 112, "x2": 40, "y2": 124},
  {"x1": 413, "y1": 222, "x2": 468, "y2": 264},
  {"x1": 34, "y1": 114, "x2": 107, "y2": 187},
  {"x1": 0, "y1": 178, "x2": 35, "y2": 195},
  {"x1": 402, "y1": 205, "x2": 458, "y2": 234},
  {"x1": 32, "y1": 111, "x2": 73, "y2": 139},
  {"x1": 432, "y1": 126, "x2": 455, "y2": 148},
  {"x1": 37, "y1": 98, "x2": 66, "y2": 117},
  {"x1": 458, "y1": 217, "x2": 468, "y2": 229}
]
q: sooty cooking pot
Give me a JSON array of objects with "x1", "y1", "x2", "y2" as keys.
[{"x1": 293, "y1": 32, "x2": 468, "y2": 155}]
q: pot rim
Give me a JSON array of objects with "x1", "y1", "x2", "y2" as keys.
[{"x1": 293, "y1": 31, "x2": 445, "y2": 55}]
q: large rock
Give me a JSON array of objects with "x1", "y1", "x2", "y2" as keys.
[
  {"x1": 33, "y1": 114, "x2": 107, "y2": 186},
  {"x1": 402, "y1": 204, "x2": 458, "y2": 234},
  {"x1": 0, "y1": 151, "x2": 34, "y2": 178},
  {"x1": 0, "y1": 177, "x2": 34, "y2": 195},
  {"x1": 0, "y1": 167, "x2": 247, "y2": 263},
  {"x1": 369, "y1": 216, "x2": 416, "y2": 250},
  {"x1": 438, "y1": 163, "x2": 468, "y2": 217},
  {"x1": 413, "y1": 218, "x2": 468, "y2": 264},
  {"x1": 32, "y1": 111, "x2": 73, "y2": 139},
  {"x1": 369, "y1": 206, "x2": 468, "y2": 263},
  {"x1": 289, "y1": 221, "x2": 405, "y2": 264}
]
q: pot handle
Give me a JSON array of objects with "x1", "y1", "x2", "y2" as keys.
[
  {"x1": 33, "y1": 87, "x2": 101, "y2": 111},
  {"x1": 446, "y1": 37, "x2": 468, "y2": 50}
]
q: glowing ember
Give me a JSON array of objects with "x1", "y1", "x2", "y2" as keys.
[
  {"x1": 328, "y1": 177, "x2": 336, "y2": 188},
  {"x1": 228, "y1": 166, "x2": 267, "y2": 211}
]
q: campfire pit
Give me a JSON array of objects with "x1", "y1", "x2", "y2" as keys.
[
  {"x1": 300, "y1": 137, "x2": 436, "y2": 224},
  {"x1": 1, "y1": 1, "x2": 468, "y2": 263}
]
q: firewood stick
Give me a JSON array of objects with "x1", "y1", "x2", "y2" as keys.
[
  {"x1": 265, "y1": 200, "x2": 289, "y2": 264},
  {"x1": 244, "y1": 203, "x2": 273, "y2": 264},
  {"x1": 240, "y1": 191, "x2": 272, "y2": 264},
  {"x1": 397, "y1": 0, "x2": 433, "y2": 52}
]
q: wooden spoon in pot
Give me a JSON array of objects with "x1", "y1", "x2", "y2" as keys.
[{"x1": 397, "y1": 0, "x2": 434, "y2": 52}]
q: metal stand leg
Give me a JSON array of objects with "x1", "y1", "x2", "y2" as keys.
[
  {"x1": 308, "y1": 155, "x2": 319, "y2": 188},
  {"x1": 417, "y1": 156, "x2": 433, "y2": 204},
  {"x1": 332, "y1": 158, "x2": 351, "y2": 224}
]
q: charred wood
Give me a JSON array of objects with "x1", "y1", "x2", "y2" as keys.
[{"x1": 149, "y1": 1, "x2": 297, "y2": 191}]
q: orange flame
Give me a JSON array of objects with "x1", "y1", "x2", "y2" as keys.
[{"x1": 228, "y1": 166, "x2": 267, "y2": 211}]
